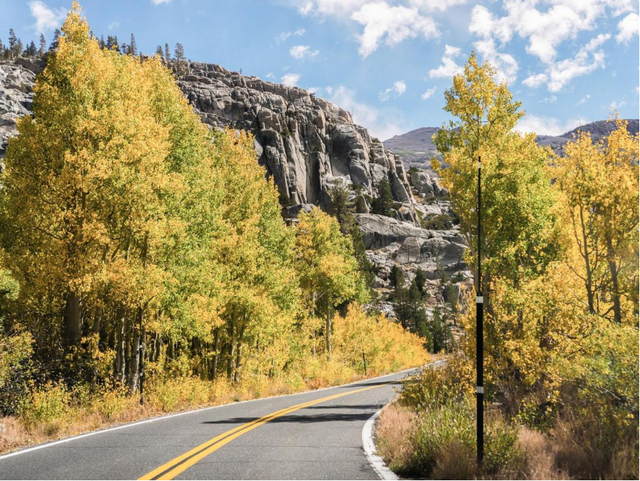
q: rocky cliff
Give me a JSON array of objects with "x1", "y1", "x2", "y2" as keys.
[
  {"x1": 1, "y1": 59, "x2": 418, "y2": 226},
  {"x1": 177, "y1": 62, "x2": 418, "y2": 223},
  {"x1": 0, "y1": 59, "x2": 42, "y2": 164}
]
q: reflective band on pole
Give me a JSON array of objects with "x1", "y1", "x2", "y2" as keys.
[
  {"x1": 476, "y1": 296, "x2": 483, "y2": 304},
  {"x1": 476, "y1": 386, "x2": 484, "y2": 394}
]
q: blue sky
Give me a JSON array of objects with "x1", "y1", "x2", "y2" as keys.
[{"x1": 1, "y1": 0, "x2": 638, "y2": 140}]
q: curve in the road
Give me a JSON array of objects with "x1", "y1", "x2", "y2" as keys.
[
  {"x1": 140, "y1": 385, "x2": 382, "y2": 480},
  {"x1": 0, "y1": 367, "x2": 423, "y2": 480}
]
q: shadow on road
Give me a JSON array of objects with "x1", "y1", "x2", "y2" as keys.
[
  {"x1": 202, "y1": 405, "x2": 383, "y2": 425},
  {"x1": 345, "y1": 380, "x2": 401, "y2": 388}
]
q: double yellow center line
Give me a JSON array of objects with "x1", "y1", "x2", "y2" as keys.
[{"x1": 139, "y1": 384, "x2": 382, "y2": 480}]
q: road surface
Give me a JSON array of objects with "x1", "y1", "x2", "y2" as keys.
[{"x1": 0, "y1": 367, "x2": 425, "y2": 480}]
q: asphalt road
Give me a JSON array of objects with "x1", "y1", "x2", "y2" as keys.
[{"x1": 0, "y1": 367, "x2": 424, "y2": 480}]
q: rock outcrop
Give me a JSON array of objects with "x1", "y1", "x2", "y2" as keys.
[
  {"x1": 177, "y1": 62, "x2": 418, "y2": 223},
  {"x1": 0, "y1": 59, "x2": 43, "y2": 165}
]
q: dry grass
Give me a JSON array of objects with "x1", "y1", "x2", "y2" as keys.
[
  {"x1": 432, "y1": 438, "x2": 478, "y2": 480},
  {"x1": 517, "y1": 427, "x2": 568, "y2": 480},
  {"x1": 375, "y1": 402, "x2": 417, "y2": 472}
]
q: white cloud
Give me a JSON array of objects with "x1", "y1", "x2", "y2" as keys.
[
  {"x1": 108, "y1": 21, "x2": 120, "y2": 30},
  {"x1": 289, "y1": 45, "x2": 319, "y2": 60},
  {"x1": 328, "y1": 85, "x2": 404, "y2": 140},
  {"x1": 577, "y1": 94, "x2": 591, "y2": 104},
  {"x1": 265, "y1": 72, "x2": 275, "y2": 79},
  {"x1": 297, "y1": 0, "x2": 368, "y2": 17},
  {"x1": 281, "y1": 73, "x2": 301, "y2": 87},
  {"x1": 522, "y1": 73, "x2": 548, "y2": 88},
  {"x1": 421, "y1": 87, "x2": 437, "y2": 99},
  {"x1": 151, "y1": 0, "x2": 172, "y2": 4},
  {"x1": 516, "y1": 115, "x2": 588, "y2": 136},
  {"x1": 616, "y1": 13, "x2": 639, "y2": 43},
  {"x1": 28, "y1": 1, "x2": 66, "y2": 33},
  {"x1": 276, "y1": 28, "x2": 306, "y2": 44},
  {"x1": 379, "y1": 80, "x2": 407, "y2": 101},
  {"x1": 474, "y1": 38, "x2": 518, "y2": 84},
  {"x1": 351, "y1": 2, "x2": 439, "y2": 58},
  {"x1": 469, "y1": 0, "x2": 628, "y2": 66},
  {"x1": 610, "y1": 99, "x2": 627, "y2": 109},
  {"x1": 409, "y1": 0, "x2": 469, "y2": 12},
  {"x1": 522, "y1": 34, "x2": 610, "y2": 92},
  {"x1": 429, "y1": 44, "x2": 463, "y2": 78},
  {"x1": 542, "y1": 95, "x2": 557, "y2": 103}
]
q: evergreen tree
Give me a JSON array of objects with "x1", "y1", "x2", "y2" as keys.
[
  {"x1": 328, "y1": 181, "x2": 354, "y2": 235},
  {"x1": 371, "y1": 178, "x2": 394, "y2": 217},
  {"x1": 354, "y1": 186, "x2": 368, "y2": 214},
  {"x1": 155, "y1": 45, "x2": 163, "y2": 58},
  {"x1": 99, "y1": 35, "x2": 105, "y2": 49},
  {"x1": 25, "y1": 41, "x2": 37, "y2": 57},
  {"x1": 164, "y1": 42, "x2": 171, "y2": 62},
  {"x1": 39, "y1": 34, "x2": 46, "y2": 57},
  {"x1": 49, "y1": 29, "x2": 61, "y2": 51},
  {"x1": 174, "y1": 43, "x2": 185, "y2": 62},
  {"x1": 8, "y1": 29, "x2": 21, "y2": 58},
  {"x1": 415, "y1": 268, "x2": 427, "y2": 296},
  {"x1": 390, "y1": 265, "x2": 405, "y2": 288},
  {"x1": 130, "y1": 33, "x2": 137, "y2": 56},
  {"x1": 429, "y1": 307, "x2": 453, "y2": 353}
]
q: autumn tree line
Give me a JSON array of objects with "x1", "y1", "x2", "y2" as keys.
[
  {"x1": 378, "y1": 53, "x2": 638, "y2": 479},
  {"x1": 0, "y1": 4, "x2": 427, "y2": 422}
]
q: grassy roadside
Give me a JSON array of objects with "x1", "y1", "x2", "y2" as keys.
[
  {"x1": 374, "y1": 357, "x2": 639, "y2": 480},
  {"x1": 0, "y1": 359, "x2": 427, "y2": 456}
]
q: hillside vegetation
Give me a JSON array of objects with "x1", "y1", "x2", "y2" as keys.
[
  {"x1": 377, "y1": 53, "x2": 639, "y2": 480},
  {"x1": 0, "y1": 4, "x2": 428, "y2": 453}
]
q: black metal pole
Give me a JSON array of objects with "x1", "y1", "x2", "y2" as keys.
[
  {"x1": 476, "y1": 156, "x2": 484, "y2": 466},
  {"x1": 138, "y1": 310, "x2": 144, "y2": 406}
]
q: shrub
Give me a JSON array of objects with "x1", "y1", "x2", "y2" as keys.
[
  {"x1": 20, "y1": 381, "x2": 71, "y2": 427},
  {"x1": 0, "y1": 330, "x2": 33, "y2": 416}
]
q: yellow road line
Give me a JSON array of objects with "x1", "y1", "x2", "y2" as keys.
[{"x1": 138, "y1": 384, "x2": 382, "y2": 480}]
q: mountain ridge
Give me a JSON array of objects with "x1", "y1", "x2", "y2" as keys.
[{"x1": 384, "y1": 119, "x2": 640, "y2": 172}]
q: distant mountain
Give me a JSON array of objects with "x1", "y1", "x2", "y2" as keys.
[{"x1": 384, "y1": 119, "x2": 639, "y2": 174}]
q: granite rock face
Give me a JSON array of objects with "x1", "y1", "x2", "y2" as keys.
[
  {"x1": 177, "y1": 62, "x2": 418, "y2": 223},
  {"x1": 0, "y1": 59, "x2": 43, "y2": 165}
]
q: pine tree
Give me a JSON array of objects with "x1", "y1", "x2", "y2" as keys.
[
  {"x1": 155, "y1": 45, "x2": 163, "y2": 58},
  {"x1": 174, "y1": 42, "x2": 185, "y2": 62},
  {"x1": 8, "y1": 29, "x2": 18, "y2": 58},
  {"x1": 371, "y1": 178, "x2": 394, "y2": 217},
  {"x1": 49, "y1": 29, "x2": 61, "y2": 51},
  {"x1": 354, "y1": 186, "x2": 368, "y2": 214},
  {"x1": 415, "y1": 268, "x2": 427, "y2": 296},
  {"x1": 129, "y1": 33, "x2": 137, "y2": 56},
  {"x1": 164, "y1": 42, "x2": 170, "y2": 62},
  {"x1": 99, "y1": 35, "x2": 105, "y2": 49},
  {"x1": 25, "y1": 41, "x2": 37, "y2": 57},
  {"x1": 39, "y1": 33, "x2": 46, "y2": 57}
]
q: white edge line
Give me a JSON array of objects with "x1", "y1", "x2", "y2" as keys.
[
  {"x1": 0, "y1": 365, "x2": 423, "y2": 461},
  {"x1": 362, "y1": 359, "x2": 447, "y2": 481},
  {"x1": 362, "y1": 409, "x2": 399, "y2": 481}
]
